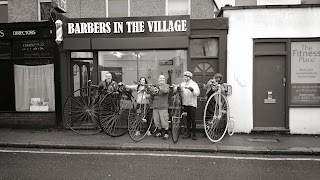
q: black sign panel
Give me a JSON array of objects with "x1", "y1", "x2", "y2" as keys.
[
  {"x1": 64, "y1": 15, "x2": 190, "y2": 38},
  {"x1": 13, "y1": 39, "x2": 55, "y2": 58},
  {"x1": 0, "y1": 40, "x2": 11, "y2": 59}
]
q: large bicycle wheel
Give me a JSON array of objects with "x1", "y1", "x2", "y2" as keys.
[
  {"x1": 203, "y1": 93, "x2": 229, "y2": 142},
  {"x1": 171, "y1": 93, "x2": 182, "y2": 143},
  {"x1": 63, "y1": 87, "x2": 101, "y2": 135},
  {"x1": 99, "y1": 91, "x2": 131, "y2": 137},
  {"x1": 128, "y1": 101, "x2": 152, "y2": 142}
]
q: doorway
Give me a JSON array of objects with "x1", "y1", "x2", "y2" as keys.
[
  {"x1": 191, "y1": 59, "x2": 218, "y2": 125},
  {"x1": 253, "y1": 55, "x2": 287, "y2": 130},
  {"x1": 70, "y1": 52, "x2": 94, "y2": 92}
]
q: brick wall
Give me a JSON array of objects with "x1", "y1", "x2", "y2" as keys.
[{"x1": 0, "y1": 112, "x2": 57, "y2": 129}]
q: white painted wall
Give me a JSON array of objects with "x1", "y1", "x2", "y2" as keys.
[
  {"x1": 223, "y1": 7, "x2": 320, "y2": 134},
  {"x1": 290, "y1": 108, "x2": 320, "y2": 134}
]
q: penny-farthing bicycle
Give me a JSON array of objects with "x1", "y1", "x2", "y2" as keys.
[
  {"x1": 203, "y1": 84, "x2": 234, "y2": 142},
  {"x1": 63, "y1": 81, "x2": 102, "y2": 135},
  {"x1": 98, "y1": 84, "x2": 133, "y2": 137},
  {"x1": 63, "y1": 81, "x2": 133, "y2": 136},
  {"x1": 170, "y1": 85, "x2": 187, "y2": 143},
  {"x1": 127, "y1": 83, "x2": 158, "y2": 142}
]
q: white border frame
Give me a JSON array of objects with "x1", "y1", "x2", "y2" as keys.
[
  {"x1": 165, "y1": 0, "x2": 191, "y2": 16},
  {"x1": 38, "y1": 0, "x2": 52, "y2": 21},
  {"x1": 106, "y1": 0, "x2": 130, "y2": 17},
  {"x1": 0, "y1": 1, "x2": 8, "y2": 5}
]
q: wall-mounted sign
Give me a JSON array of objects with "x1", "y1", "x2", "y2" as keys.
[
  {"x1": 64, "y1": 15, "x2": 190, "y2": 38},
  {"x1": 290, "y1": 42, "x2": 320, "y2": 105},
  {"x1": 0, "y1": 27, "x2": 55, "y2": 39},
  {"x1": 52, "y1": 0, "x2": 67, "y2": 13},
  {"x1": 13, "y1": 39, "x2": 55, "y2": 58}
]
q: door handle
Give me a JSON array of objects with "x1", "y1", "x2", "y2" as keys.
[
  {"x1": 282, "y1": 78, "x2": 286, "y2": 87},
  {"x1": 200, "y1": 97, "x2": 207, "y2": 102}
]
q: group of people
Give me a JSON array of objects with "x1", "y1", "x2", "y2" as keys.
[{"x1": 99, "y1": 71, "x2": 224, "y2": 140}]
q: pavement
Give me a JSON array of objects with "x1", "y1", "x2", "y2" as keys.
[{"x1": 0, "y1": 128, "x2": 319, "y2": 155}]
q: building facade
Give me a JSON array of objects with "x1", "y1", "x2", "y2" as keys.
[
  {"x1": 219, "y1": 4, "x2": 320, "y2": 134},
  {"x1": 0, "y1": 0, "x2": 228, "y2": 129}
]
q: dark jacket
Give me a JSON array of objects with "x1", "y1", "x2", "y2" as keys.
[{"x1": 151, "y1": 84, "x2": 170, "y2": 109}]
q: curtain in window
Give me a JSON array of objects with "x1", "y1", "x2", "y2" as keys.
[{"x1": 14, "y1": 64, "x2": 55, "y2": 111}]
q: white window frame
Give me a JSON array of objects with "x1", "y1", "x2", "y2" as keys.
[
  {"x1": 106, "y1": 0, "x2": 130, "y2": 18},
  {"x1": 38, "y1": 0, "x2": 52, "y2": 21},
  {"x1": 165, "y1": 0, "x2": 191, "y2": 16}
]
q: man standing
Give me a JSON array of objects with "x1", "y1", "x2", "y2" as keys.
[
  {"x1": 151, "y1": 75, "x2": 170, "y2": 140},
  {"x1": 99, "y1": 71, "x2": 118, "y2": 93},
  {"x1": 180, "y1": 71, "x2": 200, "y2": 140}
]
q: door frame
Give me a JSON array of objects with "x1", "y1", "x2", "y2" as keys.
[{"x1": 253, "y1": 39, "x2": 289, "y2": 131}]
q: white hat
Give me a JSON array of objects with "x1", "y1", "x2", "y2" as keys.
[{"x1": 183, "y1": 71, "x2": 193, "y2": 78}]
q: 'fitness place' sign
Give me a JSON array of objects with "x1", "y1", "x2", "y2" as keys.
[
  {"x1": 64, "y1": 16, "x2": 190, "y2": 38},
  {"x1": 291, "y1": 41, "x2": 320, "y2": 105}
]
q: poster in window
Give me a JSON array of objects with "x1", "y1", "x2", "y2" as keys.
[
  {"x1": 30, "y1": 98, "x2": 49, "y2": 111},
  {"x1": 290, "y1": 42, "x2": 320, "y2": 105}
]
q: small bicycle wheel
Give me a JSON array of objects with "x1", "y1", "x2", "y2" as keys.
[
  {"x1": 128, "y1": 102, "x2": 152, "y2": 142},
  {"x1": 171, "y1": 93, "x2": 182, "y2": 143},
  {"x1": 203, "y1": 93, "x2": 229, "y2": 142},
  {"x1": 99, "y1": 91, "x2": 131, "y2": 137},
  {"x1": 63, "y1": 87, "x2": 101, "y2": 135}
]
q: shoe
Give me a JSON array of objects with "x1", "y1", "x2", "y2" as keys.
[
  {"x1": 192, "y1": 134, "x2": 197, "y2": 140},
  {"x1": 154, "y1": 132, "x2": 162, "y2": 137},
  {"x1": 183, "y1": 133, "x2": 191, "y2": 139},
  {"x1": 163, "y1": 134, "x2": 169, "y2": 140},
  {"x1": 134, "y1": 131, "x2": 141, "y2": 136},
  {"x1": 146, "y1": 130, "x2": 152, "y2": 136}
]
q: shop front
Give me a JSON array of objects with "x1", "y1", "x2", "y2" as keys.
[
  {"x1": 59, "y1": 15, "x2": 228, "y2": 128},
  {"x1": 0, "y1": 21, "x2": 60, "y2": 128},
  {"x1": 220, "y1": 4, "x2": 320, "y2": 134}
]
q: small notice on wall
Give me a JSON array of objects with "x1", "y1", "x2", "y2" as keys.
[
  {"x1": 291, "y1": 42, "x2": 320, "y2": 105},
  {"x1": 30, "y1": 98, "x2": 49, "y2": 111}
]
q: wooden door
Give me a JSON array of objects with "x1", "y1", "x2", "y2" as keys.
[
  {"x1": 253, "y1": 56, "x2": 287, "y2": 129},
  {"x1": 191, "y1": 59, "x2": 218, "y2": 126}
]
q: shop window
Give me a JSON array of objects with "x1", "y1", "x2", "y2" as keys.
[
  {"x1": 290, "y1": 41, "x2": 320, "y2": 106},
  {"x1": 166, "y1": 0, "x2": 190, "y2": 16},
  {"x1": 98, "y1": 50, "x2": 187, "y2": 85},
  {"x1": 0, "y1": 1, "x2": 8, "y2": 23},
  {"x1": 38, "y1": 0, "x2": 52, "y2": 21},
  {"x1": 190, "y1": 38, "x2": 219, "y2": 57},
  {"x1": 14, "y1": 64, "x2": 55, "y2": 111},
  {"x1": 107, "y1": 0, "x2": 130, "y2": 17}
]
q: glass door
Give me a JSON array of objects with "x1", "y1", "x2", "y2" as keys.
[{"x1": 70, "y1": 52, "x2": 94, "y2": 92}]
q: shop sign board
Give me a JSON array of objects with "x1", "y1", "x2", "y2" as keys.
[
  {"x1": 290, "y1": 41, "x2": 320, "y2": 105},
  {"x1": 64, "y1": 15, "x2": 190, "y2": 38},
  {"x1": 0, "y1": 27, "x2": 55, "y2": 39}
]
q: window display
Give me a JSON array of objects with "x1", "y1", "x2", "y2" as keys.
[
  {"x1": 14, "y1": 64, "x2": 55, "y2": 111},
  {"x1": 98, "y1": 50, "x2": 187, "y2": 85}
]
